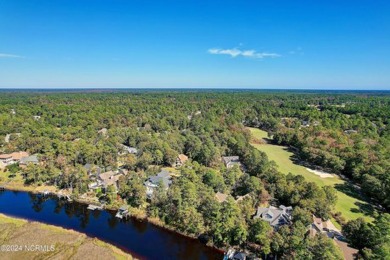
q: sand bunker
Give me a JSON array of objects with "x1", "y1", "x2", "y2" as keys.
[{"x1": 306, "y1": 168, "x2": 334, "y2": 178}]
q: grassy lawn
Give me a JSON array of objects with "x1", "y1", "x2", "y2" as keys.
[
  {"x1": 248, "y1": 127, "x2": 374, "y2": 222},
  {"x1": 0, "y1": 170, "x2": 57, "y2": 193}
]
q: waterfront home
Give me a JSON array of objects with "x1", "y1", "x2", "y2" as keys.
[
  {"x1": 97, "y1": 170, "x2": 123, "y2": 191},
  {"x1": 0, "y1": 154, "x2": 13, "y2": 165},
  {"x1": 19, "y1": 154, "x2": 39, "y2": 167},
  {"x1": 10, "y1": 151, "x2": 30, "y2": 162},
  {"x1": 253, "y1": 205, "x2": 293, "y2": 229},
  {"x1": 174, "y1": 154, "x2": 188, "y2": 167},
  {"x1": 222, "y1": 156, "x2": 242, "y2": 169},
  {"x1": 0, "y1": 151, "x2": 29, "y2": 166},
  {"x1": 144, "y1": 169, "x2": 173, "y2": 198}
]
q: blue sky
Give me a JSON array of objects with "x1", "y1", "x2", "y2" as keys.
[{"x1": 0, "y1": 0, "x2": 389, "y2": 89}]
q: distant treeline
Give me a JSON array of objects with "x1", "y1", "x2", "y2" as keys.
[{"x1": 0, "y1": 91, "x2": 389, "y2": 259}]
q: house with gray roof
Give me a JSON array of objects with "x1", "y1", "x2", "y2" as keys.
[
  {"x1": 222, "y1": 156, "x2": 242, "y2": 169},
  {"x1": 19, "y1": 155, "x2": 39, "y2": 166},
  {"x1": 118, "y1": 144, "x2": 138, "y2": 155},
  {"x1": 254, "y1": 205, "x2": 293, "y2": 229},
  {"x1": 83, "y1": 163, "x2": 102, "y2": 177},
  {"x1": 144, "y1": 169, "x2": 173, "y2": 198}
]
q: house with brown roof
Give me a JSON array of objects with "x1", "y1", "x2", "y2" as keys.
[
  {"x1": 174, "y1": 154, "x2": 188, "y2": 167},
  {"x1": 309, "y1": 215, "x2": 358, "y2": 260},
  {"x1": 89, "y1": 170, "x2": 123, "y2": 191},
  {"x1": 10, "y1": 152, "x2": 29, "y2": 161},
  {"x1": 215, "y1": 192, "x2": 228, "y2": 203},
  {"x1": 0, "y1": 154, "x2": 13, "y2": 164},
  {"x1": 0, "y1": 151, "x2": 29, "y2": 166},
  {"x1": 309, "y1": 215, "x2": 342, "y2": 238}
]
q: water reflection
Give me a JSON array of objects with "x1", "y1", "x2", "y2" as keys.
[
  {"x1": 107, "y1": 212, "x2": 119, "y2": 229},
  {"x1": 0, "y1": 190, "x2": 222, "y2": 260}
]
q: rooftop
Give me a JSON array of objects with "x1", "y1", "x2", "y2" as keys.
[
  {"x1": 19, "y1": 155, "x2": 38, "y2": 164},
  {"x1": 177, "y1": 154, "x2": 188, "y2": 162},
  {"x1": 215, "y1": 192, "x2": 228, "y2": 203},
  {"x1": 254, "y1": 205, "x2": 293, "y2": 228},
  {"x1": 145, "y1": 169, "x2": 173, "y2": 188}
]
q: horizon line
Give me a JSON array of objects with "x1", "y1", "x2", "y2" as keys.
[{"x1": 0, "y1": 87, "x2": 389, "y2": 91}]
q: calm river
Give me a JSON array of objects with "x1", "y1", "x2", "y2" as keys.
[{"x1": 0, "y1": 190, "x2": 223, "y2": 260}]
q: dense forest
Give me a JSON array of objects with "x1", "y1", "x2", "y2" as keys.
[{"x1": 0, "y1": 90, "x2": 389, "y2": 259}]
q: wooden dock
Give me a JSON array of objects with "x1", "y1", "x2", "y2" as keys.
[
  {"x1": 87, "y1": 204, "x2": 103, "y2": 211},
  {"x1": 58, "y1": 193, "x2": 72, "y2": 202},
  {"x1": 42, "y1": 190, "x2": 51, "y2": 196},
  {"x1": 115, "y1": 206, "x2": 129, "y2": 219}
]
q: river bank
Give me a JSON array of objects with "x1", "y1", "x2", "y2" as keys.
[
  {"x1": 0, "y1": 213, "x2": 134, "y2": 260},
  {"x1": 0, "y1": 181, "x2": 225, "y2": 259},
  {"x1": 0, "y1": 189, "x2": 223, "y2": 259}
]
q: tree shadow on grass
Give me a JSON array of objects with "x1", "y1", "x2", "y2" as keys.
[
  {"x1": 350, "y1": 202, "x2": 376, "y2": 217},
  {"x1": 289, "y1": 152, "x2": 314, "y2": 169},
  {"x1": 334, "y1": 183, "x2": 364, "y2": 200},
  {"x1": 335, "y1": 183, "x2": 376, "y2": 217}
]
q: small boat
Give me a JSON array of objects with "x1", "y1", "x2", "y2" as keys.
[
  {"x1": 223, "y1": 249, "x2": 248, "y2": 260},
  {"x1": 223, "y1": 249, "x2": 235, "y2": 260},
  {"x1": 87, "y1": 204, "x2": 103, "y2": 211}
]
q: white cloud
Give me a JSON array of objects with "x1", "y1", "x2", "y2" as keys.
[
  {"x1": 0, "y1": 53, "x2": 24, "y2": 58},
  {"x1": 208, "y1": 48, "x2": 280, "y2": 59}
]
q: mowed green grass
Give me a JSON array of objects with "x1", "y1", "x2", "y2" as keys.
[{"x1": 248, "y1": 127, "x2": 373, "y2": 222}]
